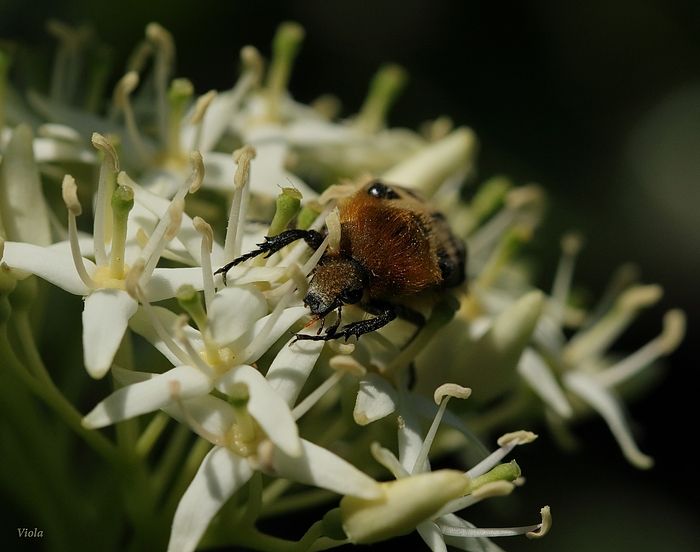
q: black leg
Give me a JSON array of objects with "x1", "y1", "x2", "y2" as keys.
[
  {"x1": 294, "y1": 304, "x2": 397, "y2": 343},
  {"x1": 215, "y1": 229, "x2": 323, "y2": 284}
]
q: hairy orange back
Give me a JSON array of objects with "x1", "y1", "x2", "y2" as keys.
[{"x1": 338, "y1": 190, "x2": 442, "y2": 297}]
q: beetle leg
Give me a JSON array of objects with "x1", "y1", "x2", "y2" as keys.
[
  {"x1": 335, "y1": 306, "x2": 397, "y2": 342},
  {"x1": 215, "y1": 229, "x2": 324, "y2": 285}
]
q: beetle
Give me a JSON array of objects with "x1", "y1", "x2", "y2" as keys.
[{"x1": 215, "y1": 179, "x2": 466, "y2": 341}]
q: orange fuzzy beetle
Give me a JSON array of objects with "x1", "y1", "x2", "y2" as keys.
[{"x1": 216, "y1": 180, "x2": 466, "y2": 341}]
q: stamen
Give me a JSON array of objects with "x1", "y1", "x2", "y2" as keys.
[
  {"x1": 113, "y1": 72, "x2": 150, "y2": 164},
  {"x1": 291, "y1": 356, "x2": 363, "y2": 420},
  {"x1": 526, "y1": 506, "x2": 552, "y2": 539},
  {"x1": 85, "y1": 44, "x2": 113, "y2": 113},
  {"x1": 224, "y1": 145, "x2": 256, "y2": 261},
  {"x1": 186, "y1": 150, "x2": 205, "y2": 194},
  {"x1": 581, "y1": 263, "x2": 640, "y2": 332},
  {"x1": 468, "y1": 185, "x2": 543, "y2": 260},
  {"x1": 466, "y1": 431, "x2": 537, "y2": 479},
  {"x1": 301, "y1": 236, "x2": 328, "y2": 276},
  {"x1": 265, "y1": 22, "x2": 305, "y2": 121},
  {"x1": 61, "y1": 175, "x2": 96, "y2": 289},
  {"x1": 166, "y1": 78, "x2": 194, "y2": 159},
  {"x1": 241, "y1": 46, "x2": 264, "y2": 87},
  {"x1": 109, "y1": 184, "x2": 134, "y2": 279},
  {"x1": 412, "y1": 384, "x2": 471, "y2": 474},
  {"x1": 549, "y1": 232, "x2": 584, "y2": 328},
  {"x1": 421, "y1": 115, "x2": 454, "y2": 142},
  {"x1": 145, "y1": 23, "x2": 176, "y2": 146},
  {"x1": 355, "y1": 64, "x2": 407, "y2": 134},
  {"x1": 190, "y1": 90, "x2": 217, "y2": 152},
  {"x1": 596, "y1": 309, "x2": 686, "y2": 388},
  {"x1": 564, "y1": 284, "x2": 663, "y2": 366},
  {"x1": 124, "y1": 258, "x2": 145, "y2": 300},
  {"x1": 141, "y1": 196, "x2": 184, "y2": 281},
  {"x1": 126, "y1": 39, "x2": 153, "y2": 74},
  {"x1": 91, "y1": 132, "x2": 120, "y2": 266},
  {"x1": 454, "y1": 175, "x2": 511, "y2": 237},
  {"x1": 476, "y1": 225, "x2": 532, "y2": 290},
  {"x1": 173, "y1": 315, "x2": 216, "y2": 379},
  {"x1": 438, "y1": 504, "x2": 550, "y2": 539},
  {"x1": 193, "y1": 217, "x2": 215, "y2": 310},
  {"x1": 46, "y1": 21, "x2": 90, "y2": 104},
  {"x1": 325, "y1": 208, "x2": 342, "y2": 254}
]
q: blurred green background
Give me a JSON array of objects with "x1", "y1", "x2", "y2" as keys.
[{"x1": 1, "y1": 1, "x2": 698, "y2": 550}]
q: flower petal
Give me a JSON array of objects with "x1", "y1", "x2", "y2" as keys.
[
  {"x1": 83, "y1": 365, "x2": 212, "y2": 428},
  {"x1": 266, "y1": 337, "x2": 324, "y2": 406},
  {"x1": 246, "y1": 126, "x2": 317, "y2": 198},
  {"x1": 145, "y1": 267, "x2": 204, "y2": 302},
  {"x1": 217, "y1": 364, "x2": 301, "y2": 457},
  {"x1": 272, "y1": 438, "x2": 381, "y2": 500},
  {"x1": 132, "y1": 183, "x2": 224, "y2": 265},
  {"x1": 353, "y1": 373, "x2": 398, "y2": 425},
  {"x1": 167, "y1": 447, "x2": 253, "y2": 552},
  {"x1": 397, "y1": 391, "x2": 426, "y2": 473},
  {"x1": 82, "y1": 289, "x2": 138, "y2": 379},
  {"x1": 564, "y1": 371, "x2": 654, "y2": 469},
  {"x1": 112, "y1": 367, "x2": 237, "y2": 441},
  {"x1": 1, "y1": 241, "x2": 92, "y2": 295},
  {"x1": 199, "y1": 152, "x2": 238, "y2": 191},
  {"x1": 129, "y1": 305, "x2": 203, "y2": 366},
  {"x1": 517, "y1": 349, "x2": 573, "y2": 418},
  {"x1": 33, "y1": 136, "x2": 95, "y2": 164},
  {"x1": 165, "y1": 395, "x2": 236, "y2": 442},
  {"x1": 0, "y1": 125, "x2": 52, "y2": 245},
  {"x1": 209, "y1": 286, "x2": 268, "y2": 346}
]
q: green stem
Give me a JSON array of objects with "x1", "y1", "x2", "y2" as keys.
[
  {"x1": 0, "y1": 326, "x2": 119, "y2": 464},
  {"x1": 153, "y1": 423, "x2": 191, "y2": 497},
  {"x1": 240, "y1": 472, "x2": 263, "y2": 526},
  {"x1": 13, "y1": 311, "x2": 52, "y2": 384},
  {"x1": 136, "y1": 412, "x2": 169, "y2": 458},
  {"x1": 163, "y1": 438, "x2": 211, "y2": 518}
]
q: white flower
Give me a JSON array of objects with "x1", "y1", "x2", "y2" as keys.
[
  {"x1": 1, "y1": 134, "x2": 203, "y2": 378},
  {"x1": 102, "y1": 356, "x2": 380, "y2": 552},
  {"x1": 341, "y1": 384, "x2": 551, "y2": 549}
]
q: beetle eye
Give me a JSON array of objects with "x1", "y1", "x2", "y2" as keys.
[
  {"x1": 342, "y1": 288, "x2": 363, "y2": 304},
  {"x1": 367, "y1": 180, "x2": 399, "y2": 199}
]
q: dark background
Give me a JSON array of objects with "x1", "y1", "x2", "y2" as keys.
[{"x1": 1, "y1": 1, "x2": 698, "y2": 550}]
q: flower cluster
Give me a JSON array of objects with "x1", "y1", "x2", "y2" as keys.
[{"x1": 0, "y1": 20, "x2": 683, "y2": 552}]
